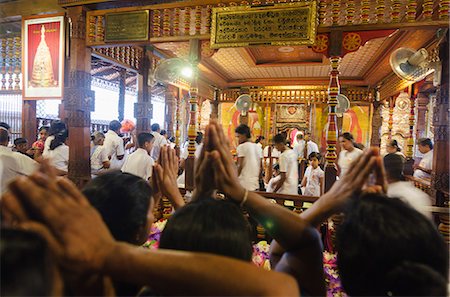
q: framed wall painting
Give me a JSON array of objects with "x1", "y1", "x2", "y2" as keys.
[{"x1": 22, "y1": 14, "x2": 65, "y2": 99}]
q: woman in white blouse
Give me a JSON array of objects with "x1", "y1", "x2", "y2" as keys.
[
  {"x1": 46, "y1": 129, "x2": 69, "y2": 176},
  {"x1": 337, "y1": 132, "x2": 363, "y2": 178}
]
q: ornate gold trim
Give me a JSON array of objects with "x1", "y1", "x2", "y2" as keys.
[{"x1": 210, "y1": 1, "x2": 317, "y2": 49}]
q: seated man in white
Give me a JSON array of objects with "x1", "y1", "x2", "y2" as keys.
[
  {"x1": 272, "y1": 133, "x2": 298, "y2": 195},
  {"x1": 0, "y1": 128, "x2": 38, "y2": 193},
  {"x1": 104, "y1": 120, "x2": 126, "y2": 170},
  {"x1": 413, "y1": 138, "x2": 433, "y2": 180},
  {"x1": 122, "y1": 132, "x2": 155, "y2": 181},
  {"x1": 384, "y1": 153, "x2": 432, "y2": 219}
]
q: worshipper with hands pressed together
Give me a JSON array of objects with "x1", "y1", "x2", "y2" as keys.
[
  {"x1": 272, "y1": 133, "x2": 299, "y2": 194},
  {"x1": 337, "y1": 132, "x2": 363, "y2": 177},
  {"x1": 121, "y1": 132, "x2": 155, "y2": 181},
  {"x1": 235, "y1": 124, "x2": 263, "y2": 191},
  {"x1": 2, "y1": 120, "x2": 448, "y2": 296},
  {"x1": 103, "y1": 120, "x2": 126, "y2": 170},
  {"x1": 413, "y1": 138, "x2": 434, "y2": 179}
]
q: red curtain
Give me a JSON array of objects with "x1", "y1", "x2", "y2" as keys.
[{"x1": 27, "y1": 21, "x2": 61, "y2": 85}]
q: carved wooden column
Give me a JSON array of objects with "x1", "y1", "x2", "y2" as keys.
[
  {"x1": 65, "y1": 6, "x2": 95, "y2": 187},
  {"x1": 387, "y1": 96, "x2": 394, "y2": 140},
  {"x1": 432, "y1": 32, "x2": 449, "y2": 207},
  {"x1": 185, "y1": 39, "x2": 201, "y2": 191},
  {"x1": 370, "y1": 100, "x2": 383, "y2": 147},
  {"x1": 21, "y1": 100, "x2": 37, "y2": 146},
  {"x1": 118, "y1": 68, "x2": 126, "y2": 122},
  {"x1": 404, "y1": 95, "x2": 416, "y2": 175},
  {"x1": 210, "y1": 88, "x2": 220, "y2": 119},
  {"x1": 135, "y1": 48, "x2": 152, "y2": 134},
  {"x1": 324, "y1": 56, "x2": 340, "y2": 192},
  {"x1": 165, "y1": 86, "x2": 176, "y2": 137}
]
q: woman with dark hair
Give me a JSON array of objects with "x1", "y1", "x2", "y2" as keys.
[
  {"x1": 337, "y1": 132, "x2": 363, "y2": 177},
  {"x1": 46, "y1": 129, "x2": 69, "y2": 175},
  {"x1": 42, "y1": 121, "x2": 67, "y2": 158},
  {"x1": 28, "y1": 126, "x2": 49, "y2": 159},
  {"x1": 386, "y1": 139, "x2": 406, "y2": 158},
  {"x1": 160, "y1": 198, "x2": 253, "y2": 261}
]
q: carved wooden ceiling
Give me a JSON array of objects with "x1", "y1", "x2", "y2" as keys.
[{"x1": 154, "y1": 27, "x2": 438, "y2": 89}]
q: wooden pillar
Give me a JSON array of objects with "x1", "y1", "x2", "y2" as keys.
[
  {"x1": 432, "y1": 32, "x2": 449, "y2": 207},
  {"x1": 185, "y1": 39, "x2": 201, "y2": 191},
  {"x1": 387, "y1": 96, "x2": 395, "y2": 140},
  {"x1": 370, "y1": 100, "x2": 383, "y2": 147},
  {"x1": 210, "y1": 88, "x2": 220, "y2": 119},
  {"x1": 135, "y1": 48, "x2": 152, "y2": 134},
  {"x1": 404, "y1": 94, "x2": 416, "y2": 175},
  {"x1": 165, "y1": 86, "x2": 176, "y2": 136},
  {"x1": 118, "y1": 68, "x2": 126, "y2": 122},
  {"x1": 175, "y1": 87, "x2": 181, "y2": 147},
  {"x1": 64, "y1": 6, "x2": 94, "y2": 187},
  {"x1": 324, "y1": 56, "x2": 341, "y2": 192},
  {"x1": 21, "y1": 100, "x2": 37, "y2": 146},
  {"x1": 415, "y1": 93, "x2": 430, "y2": 139}
]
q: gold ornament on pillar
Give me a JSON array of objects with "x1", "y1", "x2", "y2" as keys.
[{"x1": 30, "y1": 26, "x2": 55, "y2": 88}]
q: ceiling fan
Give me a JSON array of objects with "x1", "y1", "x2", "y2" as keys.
[{"x1": 390, "y1": 47, "x2": 441, "y2": 86}]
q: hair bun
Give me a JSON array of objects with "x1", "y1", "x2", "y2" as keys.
[{"x1": 386, "y1": 261, "x2": 447, "y2": 296}]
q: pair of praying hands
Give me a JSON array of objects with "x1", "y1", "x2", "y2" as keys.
[{"x1": 193, "y1": 120, "x2": 246, "y2": 203}]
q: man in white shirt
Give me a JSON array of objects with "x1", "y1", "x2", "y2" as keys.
[
  {"x1": 272, "y1": 133, "x2": 298, "y2": 195},
  {"x1": 413, "y1": 138, "x2": 433, "y2": 180},
  {"x1": 384, "y1": 153, "x2": 432, "y2": 219},
  {"x1": 0, "y1": 128, "x2": 38, "y2": 193},
  {"x1": 150, "y1": 123, "x2": 168, "y2": 161},
  {"x1": 293, "y1": 132, "x2": 320, "y2": 160},
  {"x1": 235, "y1": 124, "x2": 262, "y2": 191},
  {"x1": 121, "y1": 132, "x2": 155, "y2": 181},
  {"x1": 103, "y1": 120, "x2": 125, "y2": 170}
]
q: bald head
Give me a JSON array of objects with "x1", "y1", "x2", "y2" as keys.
[{"x1": 0, "y1": 128, "x2": 9, "y2": 146}]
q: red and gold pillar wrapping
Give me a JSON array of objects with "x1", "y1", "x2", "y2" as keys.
[
  {"x1": 406, "y1": 96, "x2": 415, "y2": 158},
  {"x1": 388, "y1": 96, "x2": 394, "y2": 140},
  {"x1": 324, "y1": 56, "x2": 341, "y2": 192}
]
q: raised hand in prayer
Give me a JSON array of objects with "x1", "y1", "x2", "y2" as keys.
[
  {"x1": 3, "y1": 161, "x2": 116, "y2": 272},
  {"x1": 301, "y1": 147, "x2": 387, "y2": 227},
  {"x1": 2, "y1": 161, "x2": 300, "y2": 296},
  {"x1": 192, "y1": 127, "x2": 217, "y2": 201},
  {"x1": 153, "y1": 146, "x2": 185, "y2": 210}
]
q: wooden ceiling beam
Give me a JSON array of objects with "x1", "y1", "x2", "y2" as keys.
[{"x1": 225, "y1": 77, "x2": 369, "y2": 88}]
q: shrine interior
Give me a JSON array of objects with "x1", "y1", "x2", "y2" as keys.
[{"x1": 0, "y1": 0, "x2": 449, "y2": 296}]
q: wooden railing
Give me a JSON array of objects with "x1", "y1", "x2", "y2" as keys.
[{"x1": 405, "y1": 175, "x2": 432, "y2": 197}]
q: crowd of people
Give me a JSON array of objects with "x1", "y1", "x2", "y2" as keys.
[{"x1": 0, "y1": 119, "x2": 446, "y2": 296}]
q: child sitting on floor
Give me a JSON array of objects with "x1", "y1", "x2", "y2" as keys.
[
  {"x1": 266, "y1": 163, "x2": 281, "y2": 193},
  {"x1": 301, "y1": 152, "x2": 324, "y2": 196}
]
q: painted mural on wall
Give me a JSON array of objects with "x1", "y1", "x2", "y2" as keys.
[
  {"x1": 313, "y1": 103, "x2": 373, "y2": 152},
  {"x1": 342, "y1": 104, "x2": 373, "y2": 148},
  {"x1": 219, "y1": 102, "x2": 264, "y2": 150}
]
